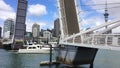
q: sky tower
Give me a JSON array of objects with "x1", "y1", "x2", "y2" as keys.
[
  {"x1": 104, "y1": 0, "x2": 109, "y2": 28},
  {"x1": 104, "y1": 0, "x2": 111, "y2": 33}
]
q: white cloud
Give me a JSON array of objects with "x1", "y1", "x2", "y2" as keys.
[
  {"x1": 26, "y1": 19, "x2": 54, "y2": 32},
  {"x1": 0, "y1": 0, "x2": 15, "y2": 20},
  {"x1": 49, "y1": 23, "x2": 54, "y2": 29},
  {"x1": 81, "y1": 16, "x2": 104, "y2": 28},
  {"x1": 53, "y1": 12, "x2": 59, "y2": 19},
  {"x1": 79, "y1": 0, "x2": 120, "y2": 33},
  {"x1": 0, "y1": 0, "x2": 16, "y2": 37},
  {"x1": 26, "y1": 19, "x2": 47, "y2": 32},
  {"x1": 0, "y1": 0, "x2": 14, "y2": 11},
  {"x1": 28, "y1": 4, "x2": 47, "y2": 16},
  {"x1": 82, "y1": 0, "x2": 120, "y2": 18},
  {"x1": 112, "y1": 26, "x2": 120, "y2": 33},
  {"x1": 81, "y1": 16, "x2": 120, "y2": 33},
  {"x1": 0, "y1": 11, "x2": 15, "y2": 20}
]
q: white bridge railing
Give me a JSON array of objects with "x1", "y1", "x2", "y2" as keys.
[
  {"x1": 82, "y1": 34, "x2": 120, "y2": 46},
  {"x1": 60, "y1": 34, "x2": 120, "y2": 51}
]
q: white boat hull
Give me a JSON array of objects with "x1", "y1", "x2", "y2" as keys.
[{"x1": 18, "y1": 48, "x2": 51, "y2": 54}]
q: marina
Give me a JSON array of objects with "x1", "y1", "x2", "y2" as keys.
[{"x1": 0, "y1": 0, "x2": 120, "y2": 68}]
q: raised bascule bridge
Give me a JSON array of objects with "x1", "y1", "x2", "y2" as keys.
[{"x1": 55, "y1": 0, "x2": 120, "y2": 68}]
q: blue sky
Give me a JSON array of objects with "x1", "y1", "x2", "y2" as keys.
[
  {"x1": 79, "y1": 0, "x2": 120, "y2": 33},
  {"x1": 0, "y1": 0, "x2": 120, "y2": 33},
  {"x1": 0, "y1": 0, "x2": 58, "y2": 32}
]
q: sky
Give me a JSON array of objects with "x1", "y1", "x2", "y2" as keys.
[
  {"x1": 0, "y1": 0, "x2": 120, "y2": 33},
  {"x1": 0, "y1": 0, "x2": 58, "y2": 32},
  {"x1": 79, "y1": 0, "x2": 120, "y2": 33}
]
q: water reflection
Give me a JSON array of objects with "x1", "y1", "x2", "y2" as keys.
[
  {"x1": 0, "y1": 49, "x2": 56, "y2": 68},
  {"x1": 0, "y1": 49, "x2": 120, "y2": 68}
]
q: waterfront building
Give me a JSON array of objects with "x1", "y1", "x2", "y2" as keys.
[
  {"x1": 40, "y1": 29, "x2": 45, "y2": 36},
  {"x1": 51, "y1": 29, "x2": 55, "y2": 38},
  {"x1": 3, "y1": 18, "x2": 14, "y2": 39},
  {"x1": 25, "y1": 32, "x2": 32, "y2": 38},
  {"x1": 32, "y1": 23, "x2": 40, "y2": 43},
  {"x1": 0, "y1": 27, "x2": 2, "y2": 38},
  {"x1": 54, "y1": 18, "x2": 60, "y2": 38},
  {"x1": 43, "y1": 30, "x2": 52, "y2": 42},
  {"x1": 25, "y1": 32, "x2": 32, "y2": 44}
]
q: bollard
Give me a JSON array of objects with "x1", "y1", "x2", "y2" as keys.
[{"x1": 49, "y1": 44, "x2": 52, "y2": 66}]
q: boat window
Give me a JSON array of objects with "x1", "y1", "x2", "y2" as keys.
[
  {"x1": 29, "y1": 44, "x2": 32, "y2": 45},
  {"x1": 37, "y1": 46, "x2": 39, "y2": 48},
  {"x1": 28, "y1": 47, "x2": 32, "y2": 49},
  {"x1": 33, "y1": 47, "x2": 36, "y2": 49}
]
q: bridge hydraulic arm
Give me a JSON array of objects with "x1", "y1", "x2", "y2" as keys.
[{"x1": 98, "y1": 22, "x2": 120, "y2": 34}]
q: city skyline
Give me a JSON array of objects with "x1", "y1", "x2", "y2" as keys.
[
  {"x1": 0, "y1": 0, "x2": 120, "y2": 68},
  {"x1": 0, "y1": 0, "x2": 58, "y2": 32},
  {"x1": 0, "y1": 0, "x2": 120, "y2": 33}
]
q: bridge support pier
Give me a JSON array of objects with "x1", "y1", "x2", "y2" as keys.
[{"x1": 90, "y1": 63, "x2": 93, "y2": 68}]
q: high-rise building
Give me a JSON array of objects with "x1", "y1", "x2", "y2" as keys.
[
  {"x1": 59, "y1": 0, "x2": 79, "y2": 37},
  {"x1": 25, "y1": 32, "x2": 32, "y2": 38},
  {"x1": 0, "y1": 27, "x2": 2, "y2": 38},
  {"x1": 13, "y1": 0, "x2": 28, "y2": 49},
  {"x1": 32, "y1": 23, "x2": 40, "y2": 38},
  {"x1": 14, "y1": 0, "x2": 27, "y2": 40},
  {"x1": 3, "y1": 18, "x2": 14, "y2": 39},
  {"x1": 25, "y1": 32, "x2": 32, "y2": 44},
  {"x1": 40, "y1": 29, "x2": 45, "y2": 36},
  {"x1": 43, "y1": 30, "x2": 52, "y2": 42},
  {"x1": 54, "y1": 18, "x2": 60, "y2": 38},
  {"x1": 32, "y1": 23, "x2": 40, "y2": 43}
]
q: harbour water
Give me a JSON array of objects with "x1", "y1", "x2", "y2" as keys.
[
  {"x1": 0, "y1": 49, "x2": 120, "y2": 68},
  {"x1": 0, "y1": 49, "x2": 56, "y2": 68}
]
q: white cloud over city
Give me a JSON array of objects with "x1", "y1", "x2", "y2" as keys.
[
  {"x1": 0, "y1": 0, "x2": 120, "y2": 33},
  {"x1": 28, "y1": 4, "x2": 47, "y2": 16},
  {"x1": 0, "y1": 1, "x2": 49, "y2": 32},
  {"x1": 85, "y1": 0, "x2": 120, "y2": 18},
  {"x1": 80, "y1": 0, "x2": 120, "y2": 33},
  {"x1": 0, "y1": 0, "x2": 15, "y2": 20},
  {"x1": 26, "y1": 19, "x2": 54, "y2": 32},
  {"x1": 26, "y1": 19, "x2": 47, "y2": 32},
  {"x1": 0, "y1": 0, "x2": 15, "y2": 35}
]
